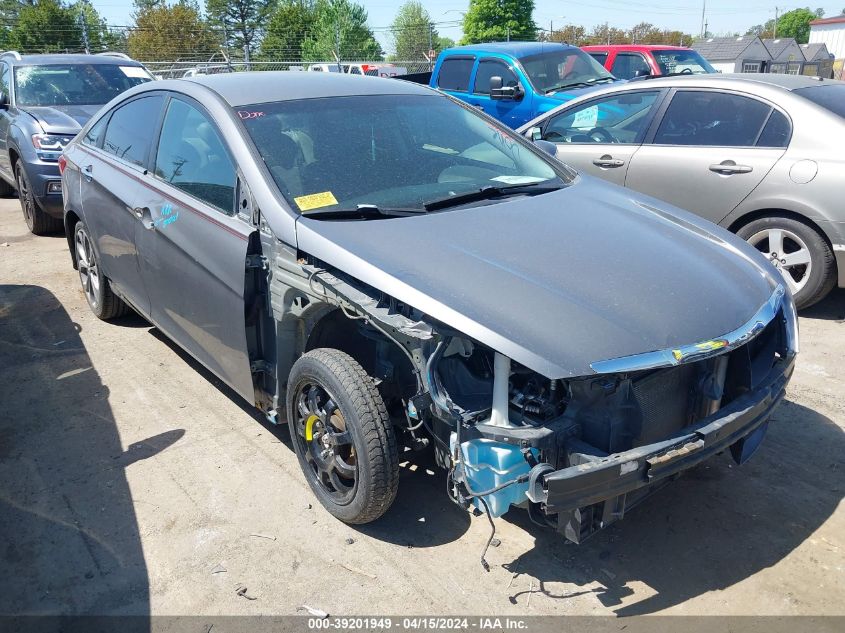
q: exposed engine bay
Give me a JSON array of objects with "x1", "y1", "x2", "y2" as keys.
[{"x1": 267, "y1": 254, "x2": 796, "y2": 569}]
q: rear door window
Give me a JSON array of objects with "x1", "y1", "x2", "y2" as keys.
[
  {"x1": 437, "y1": 57, "x2": 475, "y2": 92},
  {"x1": 652, "y1": 90, "x2": 772, "y2": 147},
  {"x1": 101, "y1": 95, "x2": 164, "y2": 167}
]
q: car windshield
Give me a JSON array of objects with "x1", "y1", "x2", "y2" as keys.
[
  {"x1": 651, "y1": 49, "x2": 716, "y2": 75},
  {"x1": 794, "y1": 84, "x2": 845, "y2": 119},
  {"x1": 237, "y1": 94, "x2": 569, "y2": 216},
  {"x1": 14, "y1": 64, "x2": 153, "y2": 107},
  {"x1": 519, "y1": 49, "x2": 614, "y2": 92}
]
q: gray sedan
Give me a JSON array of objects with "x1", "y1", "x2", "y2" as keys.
[
  {"x1": 60, "y1": 73, "x2": 796, "y2": 549},
  {"x1": 519, "y1": 74, "x2": 845, "y2": 309}
]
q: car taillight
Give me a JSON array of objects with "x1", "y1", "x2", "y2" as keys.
[{"x1": 57, "y1": 155, "x2": 67, "y2": 174}]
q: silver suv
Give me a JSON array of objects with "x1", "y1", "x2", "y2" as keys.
[
  {"x1": 0, "y1": 51, "x2": 152, "y2": 234},
  {"x1": 520, "y1": 74, "x2": 845, "y2": 309}
]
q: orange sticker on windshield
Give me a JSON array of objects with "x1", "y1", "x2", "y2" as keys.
[{"x1": 295, "y1": 191, "x2": 338, "y2": 212}]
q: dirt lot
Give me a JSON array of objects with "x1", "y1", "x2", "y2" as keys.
[{"x1": 1, "y1": 195, "x2": 844, "y2": 617}]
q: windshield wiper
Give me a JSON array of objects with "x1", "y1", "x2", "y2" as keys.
[
  {"x1": 299, "y1": 204, "x2": 427, "y2": 220},
  {"x1": 423, "y1": 183, "x2": 562, "y2": 212},
  {"x1": 545, "y1": 76, "x2": 615, "y2": 94}
]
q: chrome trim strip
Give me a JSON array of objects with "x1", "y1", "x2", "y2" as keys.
[{"x1": 591, "y1": 285, "x2": 786, "y2": 374}]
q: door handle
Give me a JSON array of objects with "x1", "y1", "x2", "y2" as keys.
[
  {"x1": 709, "y1": 161, "x2": 753, "y2": 175},
  {"x1": 592, "y1": 155, "x2": 625, "y2": 168},
  {"x1": 83, "y1": 164, "x2": 93, "y2": 182},
  {"x1": 132, "y1": 207, "x2": 155, "y2": 230}
]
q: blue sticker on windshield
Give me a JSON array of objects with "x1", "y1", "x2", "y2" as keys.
[{"x1": 154, "y1": 203, "x2": 179, "y2": 228}]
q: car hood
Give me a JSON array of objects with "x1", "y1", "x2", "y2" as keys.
[
  {"x1": 294, "y1": 176, "x2": 777, "y2": 379},
  {"x1": 21, "y1": 104, "x2": 103, "y2": 134}
]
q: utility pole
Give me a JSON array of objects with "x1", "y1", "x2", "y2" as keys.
[
  {"x1": 428, "y1": 22, "x2": 434, "y2": 71},
  {"x1": 774, "y1": 6, "x2": 779, "y2": 39},
  {"x1": 605, "y1": 21, "x2": 610, "y2": 45},
  {"x1": 243, "y1": 44, "x2": 251, "y2": 71},
  {"x1": 79, "y1": 0, "x2": 90, "y2": 54},
  {"x1": 506, "y1": 26, "x2": 511, "y2": 42},
  {"x1": 334, "y1": 21, "x2": 342, "y2": 68},
  {"x1": 700, "y1": 0, "x2": 706, "y2": 38}
]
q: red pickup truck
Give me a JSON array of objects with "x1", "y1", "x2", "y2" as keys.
[{"x1": 581, "y1": 44, "x2": 716, "y2": 80}]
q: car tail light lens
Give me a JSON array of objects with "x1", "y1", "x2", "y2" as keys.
[{"x1": 57, "y1": 155, "x2": 67, "y2": 174}]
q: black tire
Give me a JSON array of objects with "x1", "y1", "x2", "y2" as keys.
[
  {"x1": 16, "y1": 163, "x2": 62, "y2": 235},
  {"x1": 287, "y1": 348, "x2": 399, "y2": 524},
  {"x1": 73, "y1": 221, "x2": 130, "y2": 320},
  {"x1": 736, "y1": 215, "x2": 836, "y2": 310}
]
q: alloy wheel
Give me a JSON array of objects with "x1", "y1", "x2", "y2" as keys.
[
  {"x1": 75, "y1": 227, "x2": 101, "y2": 309},
  {"x1": 746, "y1": 228, "x2": 812, "y2": 296},
  {"x1": 292, "y1": 382, "x2": 358, "y2": 505}
]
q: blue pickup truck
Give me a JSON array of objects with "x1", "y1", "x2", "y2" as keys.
[{"x1": 427, "y1": 42, "x2": 620, "y2": 129}]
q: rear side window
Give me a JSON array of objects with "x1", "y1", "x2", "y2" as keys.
[
  {"x1": 437, "y1": 57, "x2": 474, "y2": 92},
  {"x1": 756, "y1": 110, "x2": 791, "y2": 148},
  {"x1": 154, "y1": 98, "x2": 236, "y2": 213},
  {"x1": 794, "y1": 84, "x2": 845, "y2": 119},
  {"x1": 588, "y1": 52, "x2": 608, "y2": 66},
  {"x1": 611, "y1": 53, "x2": 651, "y2": 79},
  {"x1": 102, "y1": 95, "x2": 164, "y2": 166},
  {"x1": 473, "y1": 60, "x2": 519, "y2": 94},
  {"x1": 653, "y1": 91, "x2": 771, "y2": 147}
]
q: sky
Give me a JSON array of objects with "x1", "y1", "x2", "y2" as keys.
[{"x1": 91, "y1": 0, "x2": 845, "y2": 52}]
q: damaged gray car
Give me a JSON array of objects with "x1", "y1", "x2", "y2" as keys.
[{"x1": 60, "y1": 73, "x2": 798, "y2": 554}]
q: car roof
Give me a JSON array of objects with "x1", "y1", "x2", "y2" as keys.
[
  {"x1": 185, "y1": 71, "x2": 436, "y2": 107},
  {"x1": 622, "y1": 72, "x2": 835, "y2": 91},
  {"x1": 441, "y1": 41, "x2": 578, "y2": 58},
  {"x1": 2, "y1": 53, "x2": 144, "y2": 66},
  {"x1": 582, "y1": 44, "x2": 691, "y2": 51}
]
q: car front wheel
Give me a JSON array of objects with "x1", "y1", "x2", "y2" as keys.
[
  {"x1": 74, "y1": 221, "x2": 130, "y2": 320},
  {"x1": 287, "y1": 348, "x2": 399, "y2": 524},
  {"x1": 16, "y1": 163, "x2": 62, "y2": 235},
  {"x1": 737, "y1": 215, "x2": 836, "y2": 310}
]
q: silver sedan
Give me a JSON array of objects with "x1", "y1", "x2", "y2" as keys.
[{"x1": 519, "y1": 73, "x2": 845, "y2": 309}]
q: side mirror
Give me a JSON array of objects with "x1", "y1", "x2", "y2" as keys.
[
  {"x1": 533, "y1": 139, "x2": 557, "y2": 157},
  {"x1": 526, "y1": 126, "x2": 543, "y2": 141},
  {"x1": 633, "y1": 69, "x2": 651, "y2": 78},
  {"x1": 490, "y1": 76, "x2": 523, "y2": 101}
]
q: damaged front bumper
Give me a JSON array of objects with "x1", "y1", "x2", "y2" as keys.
[{"x1": 528, "y1": 352, "x2": 795, "y2": 543}]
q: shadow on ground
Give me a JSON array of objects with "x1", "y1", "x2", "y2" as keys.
[
  {"x1": 801, "y1": 287, "x2": 845, "y2": 321},
  {"x1": 147, "y1": 328, "x2": 472, "y2": 547},
  {"x1": 0, "y1": 284, "x2": 182, "y2": 619},
  {"x1": 501, "y1": 399, "x2": 844, "y2": 614}
]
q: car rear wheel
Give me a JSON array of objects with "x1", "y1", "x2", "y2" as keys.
[
  {"x1": 74, "y1": 221, "x2": 130, "y2": 320},
  {"x1": 287, "y1": 348, "x2": 399, "y2": 524},
  {"x1": 737, "y1": 215, "x2": 836, "y2": 310},
  {"x1": 16, "y1": 163, "x2": 62, "y2": 235}
]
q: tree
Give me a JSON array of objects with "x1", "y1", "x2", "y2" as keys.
[
  {"x1": 587, "y1": 23, "x2": 628, "y2": 45},
  {"x1": 71, "y1": 1, "x2": 121, "y2": 53},
  {"x1": 128, "y1": 2, "x2": 221, "y2": 62},
  {"x1": 8, "y1": 0, "x2": 82, "y2": 53},
  {"x1": 746, "y1": 19, "x2": 776, "y2": 38},
  {"x1": 301, "y1": 0, "x2": 382, "y2": 62},
  {"x1": 260, "y1": 0, "x2": 315, "y2": 61},
  {"x1": 461, "y1": 0, "x2": 536, "y2": 44},
  {"x1": 391, "y1": 1, "x2": 436, "y2": 61},
  {"x1": 205, "y1": 0, "x2": 274, "y2": 60},
  {"x1": 777, "y1": 7, "x2": 819, "y2": 43}
]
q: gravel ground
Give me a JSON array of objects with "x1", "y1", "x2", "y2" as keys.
[{"x1": 1, "y1": 196, "x2": 843, "y2": 617}]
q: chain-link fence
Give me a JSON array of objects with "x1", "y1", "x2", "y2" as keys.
[{"x1": 142, "y1": 59, "x2": 432, "y2": 80}]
